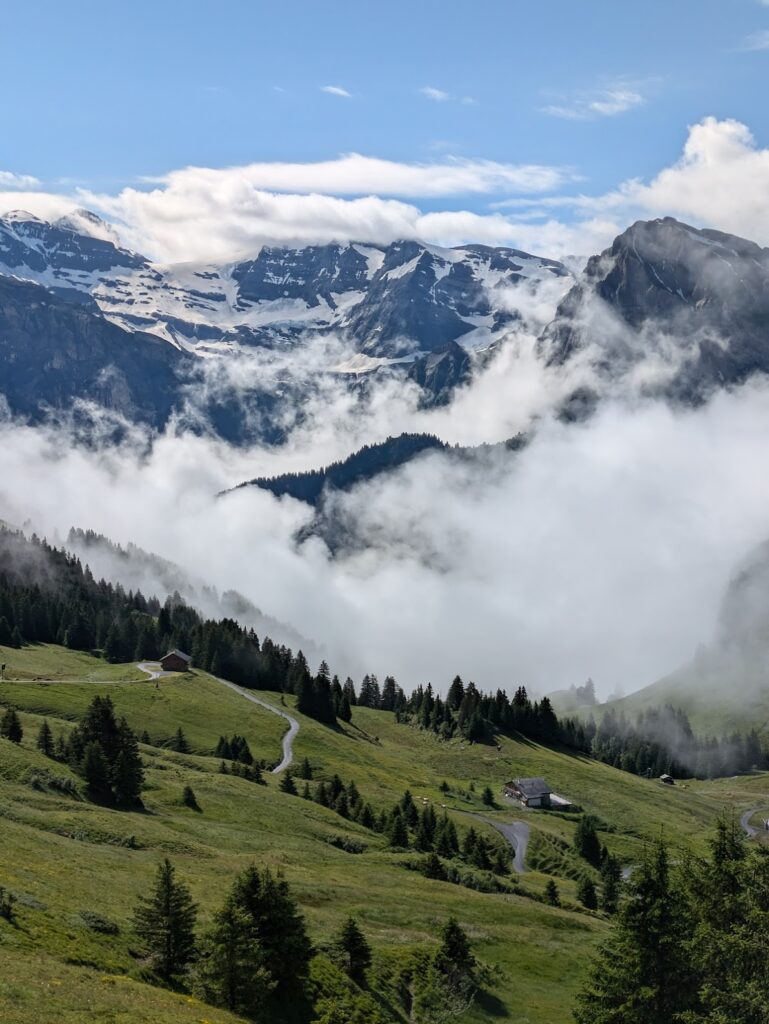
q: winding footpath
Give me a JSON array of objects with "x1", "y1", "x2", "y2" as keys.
[
  {"x1": 740, "y1": 807, "x2": 765, "y2": 839},
  {"x1": 468, "y1": 814, "x2": 530, "y2": 874},
  {"x1": 136, "y1": 663, "x2": 299, "y2": 773}
]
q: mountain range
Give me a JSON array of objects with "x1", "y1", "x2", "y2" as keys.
[{"x1": 2, "y1": 210, "x2": 769, "y2": 446}]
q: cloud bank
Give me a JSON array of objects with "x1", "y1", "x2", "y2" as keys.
[{"x1": 0, "y1": 117, "x2": 768, "y2": 266}]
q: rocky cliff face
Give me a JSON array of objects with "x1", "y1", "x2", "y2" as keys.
[{"x1": 540, "y1": 217, "x2": 769, "y2": 401}]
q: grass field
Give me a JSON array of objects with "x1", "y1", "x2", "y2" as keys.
[{"x1": 0, "y1": 642, "x2": 762, "y2": 1023}]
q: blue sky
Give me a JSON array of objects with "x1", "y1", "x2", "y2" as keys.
[{"x1": 2, "y1": 0, "x2": 769, "y2": 260}]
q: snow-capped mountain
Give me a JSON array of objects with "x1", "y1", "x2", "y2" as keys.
[{"x1": 0, "y1": 209, "x2": 570, "y2": 358}]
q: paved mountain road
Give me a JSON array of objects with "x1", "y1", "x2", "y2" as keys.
[
  {"x1": 136, "y1": 663, "x2": 299, "y2": 773},
  {"x1": 741, "y1": 808, "x2": 766, "y2": 839},
  {"x1": 475, "y1": 816, "x2": 530, "y2": 874}
]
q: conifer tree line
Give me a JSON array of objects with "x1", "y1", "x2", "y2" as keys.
[
  {"x1": 397, "y1": 674, "x2": 768, "y2": 781},
  {"x1": 132, "y1": 856, "x2": 478, "y2": 1023},
  {"x1": 574, "y1": 819, "x2": 769, "y2": 1024},
  {"x1": 2, "y1": 526, "x2": 765, "y2": 779}
]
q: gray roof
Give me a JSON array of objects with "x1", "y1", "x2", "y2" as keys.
[
  {"x1": 513, "y1": 777, "x2": 551, "y2": 798},
  {"x1": 162, "y1": 649, "x2": 192, "y2": 662}
]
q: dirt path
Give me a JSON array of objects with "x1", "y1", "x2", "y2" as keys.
[
  {"x1": 136, "y1": 662, "x2": 299, "y2": 774},
  {"x1": 210, "y1": 676, "x2": 299, "y2": 774}
]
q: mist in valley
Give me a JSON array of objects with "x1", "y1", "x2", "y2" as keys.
[{"x1": 4, "y1": 300, "x2": 769, "y2": 700}]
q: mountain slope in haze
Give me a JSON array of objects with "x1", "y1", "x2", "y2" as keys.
[
  {"x1": 540, "y1": 217, "x2": 769, "y2": 403},
  {"x1": 608, "y1": 538, "x2": 769, "y2": 737}
]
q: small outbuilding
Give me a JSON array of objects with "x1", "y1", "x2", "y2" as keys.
[
  {"x1": 659, "y1": 773, "x2": 675, "y2": 786},
  {"x1": 504, "y1": 777, "x2": 552, "y2": 808},
  {"x1": 160, "y1": 649, "x2": 192, "y2": 673}
]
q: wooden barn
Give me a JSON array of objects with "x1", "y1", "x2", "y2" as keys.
[
  {"x1": 504, "y1": 777, "x2": 552, "y2": 808},
  {"x1": 160, "y1": 649, "x2": 192, "y2": 673}
]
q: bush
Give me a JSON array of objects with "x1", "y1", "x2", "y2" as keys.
[{"x1": 79, "y1": 910, "x2": 120, "y2": 934}]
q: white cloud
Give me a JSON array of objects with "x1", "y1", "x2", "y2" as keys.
[
  {"x1": 0, "y1": 170, "x2": 40, "y2": 189},
  {"x1": 321, "y1": 85, "x2": 352, "y2": 98},
  {"x1": 420, "y1": 86, "x2": 450, "y2": 102},
  {"x1": 742, "y1": 28, "x2": 769, "y2": 49},
  {"x1": 489, "y1": 117, "x2": 769, "y2": 258},
  {"x1": 543, "y1": 85, "x2": 645, "y2": 121}
]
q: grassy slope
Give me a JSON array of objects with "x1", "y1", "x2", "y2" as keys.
[
  {"x1": 601, "y1": 655, "x2": 769, "y2": 739},
  {"x1": 0, "y1": 643, "x2": 751, "y2": 1024}
]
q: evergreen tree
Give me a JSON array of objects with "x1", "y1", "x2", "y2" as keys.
[
  {"x1": 82, "y1": 741, "x2": 111, "y2": 798},
  {"x1": 574, "y1": 816, "x2": 602, "y2": 868},
  {"x1": 335, "y1": 916, "x2": 372, "y2": 982},
  {"x1": 36, "y1": 719, "x2": 54, "y2": 757},
  {"x1": 574, "y1": 840, "x2": 695, "y2": 1024},
  {"x1": 545, "y1": 879, "x2": 560, "y2": 907},
  {"x1": 112, "y1": 719, "x2": 144, "y2": 806},
  {"x1": 0, "y1": 706, "x2": 23, "y2": 744},
  {"x1": 387, "y1": 810, "x2": 409, "y2": 848},
  {"x1": 578, "y1": 876, "x2": 598, "y2": 910},
  {"x1": 133, "y1": 858, "x2": 198, "y2": 985},
  {"x1": 600, "y1": 855, "x2": 622, "y2": 915},
  {"x1": 182, "y1": 785, "x2": 199, "y2": 810},
  {"x1": 195, "y1": 896, "x2": 272, "y2": 1016},
  {"x1": 169, "y1": 727, "x2": 190, "y2": 754},
  {"x1": 298, "y1": 756, "x2": 313, "y2": 780},
  {"x1": 230, "y1": 865, "x2": 312, "y2": 1003},
  {"x1": 481, "y1": 785, "x2": 495, "y2": 807},
  {"x1": 279, "y1": 770, "x2": 297, "y2": 795}
]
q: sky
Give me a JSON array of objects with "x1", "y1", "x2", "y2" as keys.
[{"x1": 3, "y1": 0, "x2": 769, "y2": 260}]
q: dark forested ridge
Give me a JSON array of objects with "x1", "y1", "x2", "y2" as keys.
[
  {"x1": 228, "y1": 431, "x2": 529, "y2": 510},
  {"x1": 231, "y1": 433, "x2": 448, "y2": 506}
]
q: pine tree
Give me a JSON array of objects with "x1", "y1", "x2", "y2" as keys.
[
  {"x1": 133, "y1": 858, "x2": 198, "y2": 985},
  {"x1": 82, "y1": 741, "x2": 111, "y2": 798},
  {"x1": 481, "y1": 785, "x2": 495, "y2": 807},
  {"x1": 574, "y1": 816, "x2": 602, "y2": 868},
  {"x1": 574, "y1": 840, "x2": 695, "y2": 1024},
  {"x1": 194, "y1": 896, "x2": 272, "y2": 1014},
  {"x1": 600, "y1": 855, "x2": 622, "y2": 915},
  {"x1": 1, "y1": 706, "x2": 23, "y2": 744},
  {"x1": 387, "y1": 810, "x2": 409, "y2": 848},
  {"x1": 336, "y1": 916, "x2": 372, "y2": 982},
  {"x1": 545, "y1": 879, "x2": 560, "y2": 906},
  {"x1": 279, "y1": 770, "x2": 297, "y2": 795},
  {"x1": 578, "y1": 876, "x2": 598, "y2": 910},
  {"x1": 298, "y1": 756, "x2": 313, "y2": 780},
  {"x1": 230, "y1": 865, "x2": 312, "y2": 1003},
  {"x1": 112, "y1": 719, "x2": 144, "y2": 806},
  {"x1": 36, "y1": 719, "x2": 54, "y2": 757},
  {"x1": 170, "y1": 727, "x2": 189, "y2": 754},
  {"x1": 182, "y1": 785, "x2": 199, "y2": 810}
]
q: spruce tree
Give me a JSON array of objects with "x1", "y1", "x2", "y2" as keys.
[
  {"x1": 336, "y1": 916, "x2": 372, "y2": 982},
  {"x1": 578, "y1": 876, "x2": 598, "y2": 910},
  {"x1": 195, "y1": 896, "x2": 271, "y2": 1014},
  {"x1": 112, "y1": 719, "x2": 144, "y2": 806},
  {"x1": 133, "y1": 858, "x2": 197, "y2": 985},
  {"x1": 574, "y1": 816, "x2": 602, "y2": 868},
  {"x1": 82, "y1": 741, "x2": 111, "y2": 798},
  {"x1": 298, "y1": 756, "x2": 313, "y2": 780},
  {"x1": 545, "y1": 879, "x2": 560, "y2": 906},
  {"x1": 182, "y1": 785, "x2": 199, "y2": 810},
  {"x1": 1, "y1": 706, "x2": 23, "y2": 744},
  {"x1": 279, "y1": 770, "x2": 297, "y2": 795},
  {"x1": 387, "y1": 809, "x2": 409, "y2": 848},
  {"x1": 230, "y1": 865, "x2": 312, "y2": 1003},
  {"x1": 600, "y1": 855, "x2": 622, "y2": 915},
  {"x1": 36, "y1": 719, "x2": 54, "y2": 757},
  {"x1": 481, "y1": 785, "x2": 495, "y2": 807},
  {"x1": 574, "y1": 840, "x2": 695, "y2": 1024}
]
